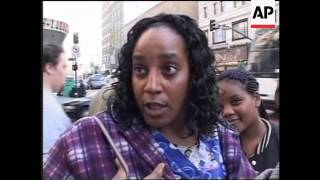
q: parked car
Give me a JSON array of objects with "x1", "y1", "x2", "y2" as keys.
[{"x1": 86, "y1": 74, "x2": 107, "y2": 89}]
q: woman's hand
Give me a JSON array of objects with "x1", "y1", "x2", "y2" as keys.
[{"x1": 112, "y1": 158, "x2": 164, "y2": 180}]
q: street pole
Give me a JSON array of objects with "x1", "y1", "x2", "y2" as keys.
[
  {"x1": 74, "y1": 58, "x2": 77, "y2": 88},
  {"x1": 218, "y1": 24, "x2": 253, "y2": 41},
  {"x1": 73, "y1": 32, "x2": 79, "y2": 90},
  {"x1": 210, "y1": 20, "x2": 253, "y2": 71}
]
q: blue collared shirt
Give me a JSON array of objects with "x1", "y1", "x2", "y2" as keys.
[{"x1": 43, "y1": 87, "x2": 71, "y2": 162}]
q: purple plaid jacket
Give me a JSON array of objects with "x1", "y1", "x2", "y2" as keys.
[{"x1": 43, "y1": 111, "x2": 256, "y2": 179}]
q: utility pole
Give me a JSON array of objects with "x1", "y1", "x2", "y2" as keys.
[
  {"x1": 72, "y1": 33, "x2": 80, "y2": 88},
  {"x1": 219, "y1": 24, "x2": 253, "y2": 41},
  {"x1": 210, "y1": 20, "x2": 252, "y2": 41},
  {"x1": 209, "y1": 20, "x2": 252, "y2": 71}
]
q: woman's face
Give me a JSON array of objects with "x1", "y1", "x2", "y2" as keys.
[
  {"x1": 218, "y1": 80, "x2": 261, "y2": 133},
  {"x1": 46, "y1": 52, "x2": 67, "y2": 92},
  {"x1": 132, "y1": 26, "x2": 191, "y2": 129}
]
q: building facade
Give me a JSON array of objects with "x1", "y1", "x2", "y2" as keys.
[
  {"x1": 123, "y1": 1, "x2": 199, "y2": 38},
  {"x1": 43, "y1": 18, "x2": 69, "y2": 45},
  {"x1": 43, "y1": 18, "x2": 75, "y2": 77},
  {"x1": 102, "y1": 1, "x2": 198, "y2": 71},
  {"x1": 102, "y1": 1, "x2": 125, "y2": 70},
  {"x1": 198, "y1": 1, "x2": 279, "y2": 71}
]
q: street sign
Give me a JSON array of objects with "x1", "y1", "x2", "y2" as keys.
[{"x1": 72, "y1": 45, "x2": 80, "y2": 58}]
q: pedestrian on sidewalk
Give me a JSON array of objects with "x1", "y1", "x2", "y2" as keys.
[
  {"x1": 42, "y1": 43, "x2": 71, "y2": 162},
  {"x1": 217, "y1": 68, "x2": 279, "y2": 173}
]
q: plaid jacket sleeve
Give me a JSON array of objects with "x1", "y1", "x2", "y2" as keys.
[
  {"x1": 43, "y1": 132, "x2": 75, "y2": 180},
  {"x1": 43, "y1": 113, "x2": 161, "y2": 180},
  {"x1": 218, "y1": 121, "x2": 257, "y2": 179},
  {"x1": 43, "y1": 116, "x2": 120, "y2": 180}
]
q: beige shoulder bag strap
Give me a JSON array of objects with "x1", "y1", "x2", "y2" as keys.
[{"x1": 93, "y1": 116, "x2": 129, "y2": 179}]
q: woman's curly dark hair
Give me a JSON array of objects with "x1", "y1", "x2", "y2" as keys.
[{"x1": 110, "y1": 13, "x2": 221, "y2": 136}]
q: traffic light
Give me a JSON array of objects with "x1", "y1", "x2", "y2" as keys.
[
  {"x1": 73, "y1": 32, "x2": 79, "y2": 44},
  {"x1": 210, "y1": 20, "x2": 216, "y2": 31},
  {"x1": 72, "y1": 64, "x2": 78, "y2": 71}
]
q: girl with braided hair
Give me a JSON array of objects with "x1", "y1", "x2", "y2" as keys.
[{"x1": 217, "y1": 68, "x2": 279, "y2": 173}]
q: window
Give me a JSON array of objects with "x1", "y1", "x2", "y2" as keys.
[
  {"x1": 220, "y1": 1, "x2": 224, "y2": 13},
  {"x1": 234, "y1": 1, "x2": 237, "y2": 8},
  {"x1": 213, "y1": 3, "x2": 217, "y2": 15},
  {"x1": 242, "y1": 1, "x2": 246, "y2": 5},
  {"x1": 232, "y1": 19, "x2": 248, "y2": 40},
  {"x1": 204, "y1": 7, "x2": 207, "y2": 18},
  {"x1": 212, "y1": 28, "x2": 226, "y2": 44}
]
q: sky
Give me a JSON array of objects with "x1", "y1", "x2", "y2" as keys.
[
  {"x1": 43, "y1": 1, "x2": 103, "y2": 65},
  {"x1": 43, "y1": 1, "x2": 160, "y2": 65},
  {"x1": 123, "y1": 1, "x2": 160, "y2": 24}
]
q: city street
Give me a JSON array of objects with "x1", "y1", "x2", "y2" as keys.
[{"x1": 56, "y1": 89, "x2": 100, "y2": 105}]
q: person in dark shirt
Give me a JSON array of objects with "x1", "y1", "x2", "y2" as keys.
[{"x1": 217, "y1": 68, "x2": 279, "y2": 173}]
